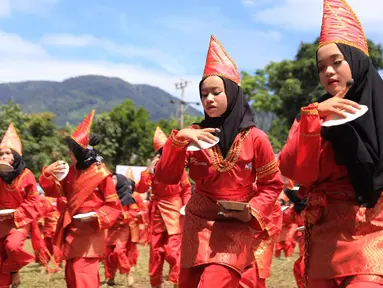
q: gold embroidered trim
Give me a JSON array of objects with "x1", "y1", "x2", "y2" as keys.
[
  {"x1": 202, "y1": 72, "x2": 240, "y2": 86},
  {"x1": 99, "y1": 209, "x2": 110, "y2": 227},
  {"x1": 300, "y1": 133, "x2": 321, "y2": 137},
  {"x1": 250, "y1": 207, "x2": 271, "y2": 237},
  {"x1": 319, "y1": 40, "x2": 368, "y2": 56},
  {"x1": 256, "y1": 158, "x2": 278, "y2": 179},
  {"x1": 207, "y1": 128, "x2": 251, "y2": 173},
  {"x1": 301, "y1": 103, "x2": 319, "y2": 116},
  {"x1": 169, "y1": 130, "x2": 189, "y2": 148},
  {"x1": 105, "y1": 193, "x2": 118, "y2": 202}
]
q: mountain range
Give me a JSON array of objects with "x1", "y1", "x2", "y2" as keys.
[{"x1": 0, "y1": 75, "x2": 202, "y2": 126}]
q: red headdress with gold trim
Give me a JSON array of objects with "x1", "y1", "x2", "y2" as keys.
[
  {"x1": 125, "y1": 167, "x2": 135, "y2": 182},
  {"x1": 202, "y1": 35, "x2": 241, "y2": 85},
  {"x1": 71, "y1": 110, "x2": 95, "y2": 148},
  {"x1": 0, "y1": 123, "x2": 22, "y2": 155},
  {"x1": 153, "y1": 127, "x2": 167, "y2": 153},
  {"x1": 319, "y1": 0, "x2": 368, "y2": 56}
]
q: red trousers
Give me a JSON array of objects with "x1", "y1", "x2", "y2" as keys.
[
  {"x1": 65, "y1": 258, "x2": 100, "y2": 288},
  {"x1": 149, "y1": 232, "x2": 182, "y2": 287},
  {"x1": 239, "y1": 263, "x2": 266, "y2": 288},
  {"x1": 308, "y1": 277, "x2": 383, "y2": 287},
  {"x1": 1, "y1": 228, "x2": 35, "y2": 273},
  {"x1": 104, "y1": 245, "x2": 131, "y2": 279},
  {"x1": 127, "y1": 241, "x2": 138, "y2": 268},
  {"x1": 179, "y1": 264, "x2": 241, "y2": 288},
  {"x1": 275, "y1": 241, "x2": 295, "y2": 258},
  {"x1": 293, "y1": 256, "x2": 305, "y2": 288}
]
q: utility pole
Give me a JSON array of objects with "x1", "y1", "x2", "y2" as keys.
[{"x1": 175, "y1": 79, "x2": 190, "y2": 129}]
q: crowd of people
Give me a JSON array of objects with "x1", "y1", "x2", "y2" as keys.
[{"x1": 1, "y1": 0, "x2": 383, "y2": 287}]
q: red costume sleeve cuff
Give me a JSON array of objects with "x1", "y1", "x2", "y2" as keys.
[
  {"x1": 249, "y1": 206, "x2": 271, "y2": 237},
  {"x1": 170, "y1": 130, "x2": 190, "y2": 149},
  {"x1": 13, "y1": 209, "x2": 26, "y2": 229},
  {"x1": 301, "y1": 102, "x2": 319, "y2": 116}
]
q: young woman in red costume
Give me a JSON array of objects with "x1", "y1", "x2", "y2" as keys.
[
  {"x1": 104, "y1": 171, "x2": 136, "y2": 287},
  {"x1": 40, "y1": 111, "x2": 122, "y2": 288},
  {"x1": 0, "y1": 124, "x2": 41, "y2": 288},
  {"x1": 154, "y1": 35, "x2": 283, "y2": 288},
  {"x1": 136, "y1": 127, "x2": 192, "y2": 288},
  {"x1": 279, "y1": 0, "x2": 383, "y2": 287}
]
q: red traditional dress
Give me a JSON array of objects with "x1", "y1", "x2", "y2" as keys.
[
  {"x1": 155, "y1": 35, "x2": 283, "y2": 288},
  {"x1": 126, "y1": 191, "x2": 147, "y2": 269},
  {"x1": 104, "y1": 168, "x2": 141, "y2": 283},
  {"x1": 240, "y1": 200, "x2": 282, "y2": 288},
  {"x1": 39, "y1": 111, "x2": 122, "y2": 288},
  {"x1": 0, "y1": 124, "x2": 41, "y2": 288},
  {"x1": 104, "y1": 205, "x2": 132, "y2": 281},
  {"x1": 42, "y1": 196, "x2": 63, "y2": 265},
  {"x1": 136, "y1": 126, "x2": 192, "y2": 287},
  {"x1": 275, "y1": 205, "x2": 298, "y2": 259},
  {"x1": 279, "y1": 2, "x2": 383, "y2": 286}
]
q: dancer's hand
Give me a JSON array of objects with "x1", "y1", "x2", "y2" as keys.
[
  {"x1": 318, "y1": 86, "x2": 360, "y2": 119},
  {"x1": 45, "y1": 161, "x2": 67, "y2": 176},
  {"x1": 176, "y1": 128, "x2": 217, "y2": 149},
  {"x1": 217, "y1": 204, "x2": 252, "y2": 223}
]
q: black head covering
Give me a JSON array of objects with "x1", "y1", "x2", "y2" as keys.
[
  {"x1": 198, "y1": 77, "x2": 255, "y2": 157},
  {"x1": 0, "y1": 150, "x2": 26, "y2": 184},
  {"x1": 114, "y1": 173, "x2": 135, "y2": 206},
  {"x1": 284, "y1": 187, "x2": 307, "y2": 214},
  {"x1": 319, "y1": 43, "x2": 383, "y2": 208},
  {"x1": 66, "y1": 134, "x2": 103, "y2": 170}
]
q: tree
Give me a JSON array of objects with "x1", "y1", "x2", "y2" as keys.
[
  {"x1": 0, "y1": 101, "x2": 69, "y2": 175},
  {"x1": 93, "y1": 99, "x2": 155, "y2": 169}
]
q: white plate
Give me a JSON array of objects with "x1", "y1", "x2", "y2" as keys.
[
  {"x1": 281, "y1": 206, "x2": 289, "y2": 212},
  {"x1": 55, "y1": 162, "x2": 69, "y2": 181},
  {"x1": 73, "y1": 211, "x2": 97, "y2": 219},
  {"x1": 0, "y1": 162, "x2": 14, "y2": 173},
  {"x1": 180, "y1": 205, "x2": 186, "y2": 216},
  {"x1": 0, "y1": 209, "x2": 15, "y2": 215},
  {"x1": 297, "y1": 226, "x2": 305, "y2": 232},
  {"x1": 186, "y1": 137, "x2": 219, "y2": 152},
  {"x1": 322, "y1": 105, "x2": 368, "y2": 127}
]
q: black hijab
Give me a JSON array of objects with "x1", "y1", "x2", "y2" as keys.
[
  {"x1": 284, "y1": 187, "x2": 307, "y2": 214},
  {"x1": 320, "y1": 43, "x2": 383, "y2": 208},
  {"x1": 66, "y1": 134, "x2": 103, "y2": 170},
  {"x1": 0, "y1": 150, "x2": 26, "y2": 184},
  {"x1": 198, "y1": 77, "x2": 255, "y2": 157},
  {"x1": 114, "y1": 173, "x2": 136, "y2": 206}
]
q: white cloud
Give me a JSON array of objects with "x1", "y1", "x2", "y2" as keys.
[
  {"x1": 248, "y1": 0, "x2": 383, "y2": 37},
  {"x1": 0, "y1": 0, "x2": 59, "y2": 18},
  {"x1": 0, "y1": 30, "x2": 46, "y2": 58},
  {"x1": 0, "y1": 0, "x2": 11, "y2": 17},
  {"x1": 0, "y1": 30, "x2": 202, "y2": 104},
  {"x1": 41, "y1": 33, "x2": 187, "y2": 74}
]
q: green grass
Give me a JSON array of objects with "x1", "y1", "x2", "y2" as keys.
[{"x1": 20, "y1": 240, "x2": 298, "y2": 287}]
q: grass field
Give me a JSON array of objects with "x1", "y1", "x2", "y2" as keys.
[{"x1": 20, "y1": 240, "x2": 298, "y2": 287}]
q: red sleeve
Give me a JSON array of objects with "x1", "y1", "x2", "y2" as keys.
[
  {"x1": 133, "y1": 193, "x2": 145, "y2": 211},
  {"x1": 278, "y1": 103, "x2": 322, "y2": 186},
  {"x1": 249, "y1": 131, "x2": 284, "y2": 235},
  {"x1": 154, "y1": 130, "x2": 189, "y2": 185},
  {"x1": 14, "y1": 171, "x2": 41, "y2": 229},
  {"x1": 95, "y1": 175, "x2": 123, "y2": 230},
  {"x1": 180, "y1": 171, "x2": 192, "y2": 205},
  {"x1": 39, "y1": 167, "x2": 64, "y2": 198},
  {"x1": 135, "y1": 170, "x2": 153, "y2": 193}
]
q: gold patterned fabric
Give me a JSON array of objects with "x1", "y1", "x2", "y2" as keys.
[{"x1": 181, "y1": 193, "x2": 254, "y2": 274}]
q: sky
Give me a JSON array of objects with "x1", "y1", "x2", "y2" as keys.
[{"x1": 0, "y1": 0, "x2": 383, "y2": 105}]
